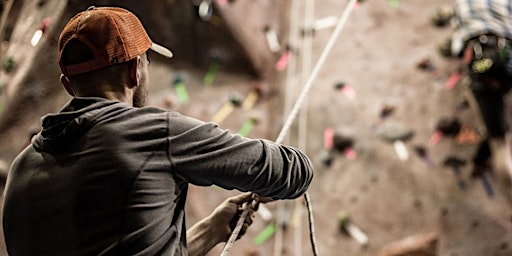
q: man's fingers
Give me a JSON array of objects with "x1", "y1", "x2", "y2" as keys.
[
  {"x1": 245, "y1": 215, "x2": 253, "y2": 226},
  {"x1": 236, "y1": 223, "x2": 251, "y2": 240},
  {"x1": 252, "y1": 199, "x2": 260, "y2": 211},
  {"x1": 228, "y1": 192, "x2": 254, "y2": 205},
  {"x1": 230, "y1": 209, "x2": 255, "y2": 236}
]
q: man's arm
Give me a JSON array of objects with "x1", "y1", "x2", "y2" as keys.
[
  {"x1": 187, "y1": 193, "x2": 256, "y2": 256},
  {"x1": 186, "y1": 218, "x2": 220, "y2": 256},
  {"x1": 167, "y1": 112, "x2": 314, "y2": 200}
]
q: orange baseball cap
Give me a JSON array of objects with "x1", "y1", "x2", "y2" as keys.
[{"x1": 58, "y1": 6, "x2": 173, "y2": 76}]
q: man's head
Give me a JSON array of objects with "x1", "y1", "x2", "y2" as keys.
[{"x1": 57, "y1": 6, "x2": 172, "y2": 107}]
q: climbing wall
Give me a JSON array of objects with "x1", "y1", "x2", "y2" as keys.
[{"x1": 0, "y1": 1, "x2": 512, "y2": 256}]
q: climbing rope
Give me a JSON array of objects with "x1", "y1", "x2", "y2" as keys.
[
  {"x1": 286, "y1": 0, "x2": 315, "y2": 254},
  {"x1": 298, "y1": 0, "x2": 314, "y2": 153},
  {"x1": 304, "y1": 192, "x2": 319, "y2": 255},
  {"x1": 275, "y1": 0, "x2": 357, "y2": 145},
  {"x1": 221, "y1": 0, "x2": 358, "y2": 255}
]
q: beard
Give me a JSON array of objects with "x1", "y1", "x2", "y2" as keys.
[{"x1": 133, "y1": 82, "x2": 148, "y2": 108}]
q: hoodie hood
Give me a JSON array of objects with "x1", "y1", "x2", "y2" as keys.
[{"x1": 33, "y1": 98, "x2": 124, "y2": 153}]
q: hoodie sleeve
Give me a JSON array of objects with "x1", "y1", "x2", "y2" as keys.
[{"x1": 166, "y1": 112, "x2": 313, "y2": 200}]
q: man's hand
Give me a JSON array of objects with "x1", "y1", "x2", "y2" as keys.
[
  {"x1": 187, "y1": 193, "x2": 260, "y2": 256},
  {"x1": 208, "y1": 192, "x2": 259, "y2": 242}
]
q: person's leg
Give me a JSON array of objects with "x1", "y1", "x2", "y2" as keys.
[
  {"x1": 472, "y1": 139, "x2": 491, "y2": 167},
  {"x1": 470, "y1": 85, "x2": 506, "y2": 140},
  {"x1": 471, "y1": 84, "x2": 512, "y2": 202},
  {"x1": 469, "y1": 82, "x2": 507, "y2": 181}
]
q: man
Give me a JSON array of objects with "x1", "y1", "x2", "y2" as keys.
[
  {"x1": 2, "y1": 6, "x2": 313, "y2": 256},
  {"x1": 448, "y1": 0, "x2": 512, "y2": 184}
]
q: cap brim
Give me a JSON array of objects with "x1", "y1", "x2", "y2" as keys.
[{"x1": 150, "y1": 43, "x2": 173, "y2": 58}]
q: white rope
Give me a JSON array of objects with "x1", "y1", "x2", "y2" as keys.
[
  {"x1": 283, "y1": 0, "x2": 302, "y2": 145},
  {"x1": 293, "y1": 199, "x2": 304, "y2": 256},
  {"x1": 220, "y1": 196, "x2": 252, "y2": 256},
  {"x1": 299, "y1": 0, "x2": 314, "y2": 151},
  {"x1": 273, "y1": 201, "x2": 285, "y2": 256},
  {"x1": 305, "y1": 192, "x2": 319, "y2": 255},
  {"x1": 275, "y1": 0, "x2": 357, "y2": 144},
  {"x1": 292, "y1": 0, "x2": 315, "y2": 254},
  {"x1": 275, "y1": 0, "x2": 306, "y2": 254},
  {"x1": 221, "y1": 0, "x2": 358, "y2": 255}
]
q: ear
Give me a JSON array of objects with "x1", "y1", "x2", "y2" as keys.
[
  {"x1": 129, "y1": 56, "x2": 141, "y2": 88},
  {"x1": 60, "y1": 74, "x2": 75, "y2": 96}
]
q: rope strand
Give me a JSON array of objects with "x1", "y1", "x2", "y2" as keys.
[
  {"x1": 220, "y1": 197, "x2": 253, "y2": 256},
  {"x1": 305, "y1": 192, "x2": 319, "y2": 255},
  {"x1": 275, "y1": 0, "x2": 357, "y2": 145},
  {"x1": 221, "y1": 0, "x2": 358, "y2": 255}
]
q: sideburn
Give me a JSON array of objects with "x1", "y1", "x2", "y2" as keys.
[{"x1": 133, "y1": 83, "x2": 148, "y2": 108}]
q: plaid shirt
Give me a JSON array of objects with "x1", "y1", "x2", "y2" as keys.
[{"x1": 451, "y1": 0, "x2": 512, "y2": 55}]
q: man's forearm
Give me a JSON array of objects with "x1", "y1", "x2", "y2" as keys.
[{"x1": 187, "y1": 218, "x2": 223, "y2": 256}]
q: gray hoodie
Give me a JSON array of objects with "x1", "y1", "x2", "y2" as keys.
[{"x1": 2, "y1": 97, "x2": 313, "y2": 256}]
